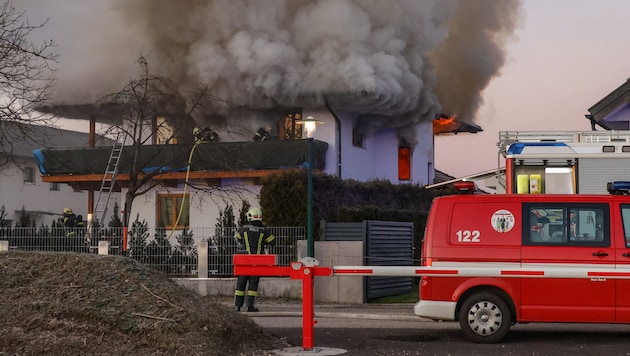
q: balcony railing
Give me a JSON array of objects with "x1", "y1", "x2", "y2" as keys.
[{"x1": 0, "y1": 226, "x2": 304, "y2": 277}]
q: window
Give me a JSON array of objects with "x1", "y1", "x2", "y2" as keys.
[
  {"x1": 621, "y1": 205, "x2": 630, "y2": 247},
  {"x1": 50, "y1": 182, "x2": 60, "y2": 191},
  {"x1": 398, "y1": 147, "x2": 411, "y2": 181},
  {"x1": 154, "y1": 116, "x2": 176, "y2": 144},
  {"x1": 282, "y1": 112, "x2": 303, "y2": 140},
  {"x1": 157, "y1": 194, "x2": 189, "y2": 229},
  {"x1": 23, "y1": 167, "x2": 34, "y2": 183},
  {"x1": 524, "y1": 203, "x2": 609, "y2": 246},
  {"x1": 352, "y1": 128, "x2": 364, "y2": 148}
]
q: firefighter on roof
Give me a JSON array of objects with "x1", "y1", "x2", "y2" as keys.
[
  {"x1": 233, "y1": 207, "x2": 276, "y2": 312},
  {"x1": 253, "y1": 127, "x2": 272, "y2": 141},
  {"x1": 193, "y1": 126, "x2": 219, "y2": 143}
]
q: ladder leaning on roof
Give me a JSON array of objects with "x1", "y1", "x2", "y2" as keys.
[{"x1": 86, "y1": 131, "x2": 126, "y2": 243}]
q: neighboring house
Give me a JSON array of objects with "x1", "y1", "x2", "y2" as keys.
[
  {"x1": 35, "y1": 107, "x2": 478, "y2": 229},
  {"x1": 587, "y1": 78, "x2": 630, "y2": 130},
  {"x1": 0, "y1": 122, "x2": 116, "y2": 228}
]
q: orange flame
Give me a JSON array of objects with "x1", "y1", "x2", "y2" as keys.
[{"x1": 433, "y1": 114, "x2": 460, "y2": 135}]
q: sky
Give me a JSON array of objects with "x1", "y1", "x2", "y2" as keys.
[
  {"x1": 435, "y1": 0, "x2": 630, "y2": 177},
  {"x1": 15, "y1": 0, "x2": 630, "y2": 180}
]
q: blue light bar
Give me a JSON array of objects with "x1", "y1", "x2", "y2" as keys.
[
  {"x1": 506, "y1": 142, "x2": 568, "y2": 155},
  {"x1": 607, "y1": 181, "x2": 630, "y2": 195}
]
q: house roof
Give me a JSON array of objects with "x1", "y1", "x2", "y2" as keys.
[
  {"x1": 1, "y1": 120, "x2": 113, "y2": 158},
  {"x1": 588, "y1": 78, "x2": 630, "y2": 123},
  {"x1": 35, "y1": 104, "x2": 126, "y2": 125},
  {"x1": 433, "y1": 115, "x2": 483, "y2": 135},
  {"x1": 433, "y1": 169, "x2": 456, "y2": 184}
]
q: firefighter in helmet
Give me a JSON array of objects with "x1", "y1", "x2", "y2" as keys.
[
  {"x1": 233, "y1": 207, "x2": 276, "y2": 312},
  {"x1": 61, "y1": 207, "x2": 77, "y2": 240},
  {"x1": 194, "y1": 127, "x2": 219, "y2": 143},
  {"x1": 252, "y1": 127, "x2": 272, "y2": 142}
]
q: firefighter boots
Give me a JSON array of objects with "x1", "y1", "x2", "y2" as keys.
[
  {"x1": 234, "y1": 295, "x2": 245, "y2": 312},
  {"x1": 246, "y1": 296, "x2": 259, "y2": 312}
]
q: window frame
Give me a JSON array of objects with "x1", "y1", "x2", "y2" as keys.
[
  {"x1": 23, "y1": 166, "x2": 34, "y2": 184},
  {"x1": 398, "y1": 147, "x2": 411, "y2": 181},
  {"x1": 522, "y1": 202, "x2": 609, "y2": 247},
  {"x1": 620, "y1": 204, "x2": 630, "y2": 248},
  {"x1": 157, "y1": 193, "x2": 190, "y2": 229}
]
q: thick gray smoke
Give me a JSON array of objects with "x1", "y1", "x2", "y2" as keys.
[{"x1": 21, "y1": 0, "x2": 522, "y2": 139}]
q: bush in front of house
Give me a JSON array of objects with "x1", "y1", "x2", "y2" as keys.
[{"x1": 259, "y1": 170, "x2": 453, "y2": 255}]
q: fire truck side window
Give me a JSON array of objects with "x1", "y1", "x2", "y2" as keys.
[
  {"x1": 524, "y1": 204, "x2": 609, "y2": 246},
  {"x1": 621, "y1": 205, "x2": 630, "y2": 247}
]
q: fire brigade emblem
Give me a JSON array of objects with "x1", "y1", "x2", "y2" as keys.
[{"x1": 491, "y1": 209, "x2": 515, "y2": 233}]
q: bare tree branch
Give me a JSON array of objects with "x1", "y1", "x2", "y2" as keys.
[
  {"x1": 0, "y1": 0, "x2": 57, "y2": 167},
  {"x1": 98, "y1": 56, "x2": 231, "y2": 227}
]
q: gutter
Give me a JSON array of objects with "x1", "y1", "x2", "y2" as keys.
[{"x1": 324, "y1": 98, "x2": 342, "y2": 177}]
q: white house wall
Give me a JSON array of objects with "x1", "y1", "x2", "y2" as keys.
[
  {"x1": 303, "y1": 110, "x2": 434, "y2": 185},
  {"x1": 127, "y1": 179, "x2": 260, "y2": 229},
  {"x1": 0, "y1": 157, "x2": 113, "y2": 227}
]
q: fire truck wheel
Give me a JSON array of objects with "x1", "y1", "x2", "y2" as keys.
[{"x1": 458, "y1": 292, "x2": 512, "y2": 343}]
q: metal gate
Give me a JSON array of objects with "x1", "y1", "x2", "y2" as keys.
[{"x1": 321, "y1": 220, "x2": 414, "y2": 301}]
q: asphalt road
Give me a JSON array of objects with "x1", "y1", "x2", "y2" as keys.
[{"x1": 234, "y1": 300, "x2": 630, "y2": 356}]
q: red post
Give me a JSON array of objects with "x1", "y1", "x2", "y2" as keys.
[
  {"x1": 302, "y1": 266, "x2": 315, "y2": 350},
  {"x1": 122, "y1": 226, "x2": 128, "y2": 253}
]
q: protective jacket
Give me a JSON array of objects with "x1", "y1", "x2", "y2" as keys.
[{"x1": 235, "y1": 220, "x2": 276, "y2": 253}]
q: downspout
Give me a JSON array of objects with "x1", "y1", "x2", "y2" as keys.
[
  {"x1": 324, "y1": 98, "x2": 342, "y2": 178},
  {"x1": 88, "y1": 115, "x2": 96, "y2": 223}
]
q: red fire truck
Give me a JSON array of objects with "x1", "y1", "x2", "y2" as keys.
[
  {"x1": 415, "y1": 180, "x2": 630, "y2": 343},
  {"x1": 499, "y1": 130, "x2": 630, "y2": 194}
]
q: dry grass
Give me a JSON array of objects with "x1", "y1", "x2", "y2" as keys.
[{"x1": 0, "y1": 250, "x2": 286, "y2": 355}]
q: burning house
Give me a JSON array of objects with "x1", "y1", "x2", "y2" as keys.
[{"x1": 23, "y1": 0, "x2": 521, "y2": 228}]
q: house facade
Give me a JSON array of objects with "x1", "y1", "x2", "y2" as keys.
[
  {"x1": 121, "y1": 108, "x2": 434, "y2": 229},
  {"x1": 37, "y1": 107, "x2": 435, "y2": 230}
]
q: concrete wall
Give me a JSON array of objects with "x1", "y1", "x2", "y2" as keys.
[
  {"x1": 176, "y1": 240, "x2": 366, "y2": 303},
  {"x1": 297, "y1": 239, "x2": 365, "y2": 304},
  {"x1": 175, "y1": 277, "x2": 303, "y2": 299}
]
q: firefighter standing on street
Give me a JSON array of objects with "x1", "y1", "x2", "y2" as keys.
[{"x1": 234, "y1": 207, "x2": 276, "y2": 312}]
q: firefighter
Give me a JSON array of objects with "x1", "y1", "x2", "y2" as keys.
[
  {"x1": 194, "y1": 126, "x2": 220, "y2": 143},
  {"x1": 252, "y1": 127, "x2": 272, "y2": 142},
  {"x1": 233, "y1": 207, "x2": 276, "y2": 312},
  {"x1": 193, "y1": 127, "x2": 204, "y2": 143},
  {"x1": 62, "y1": 208, "x2": 76, "y2": 230},
  {"x1": 202, "y1": 127, "x2": 219, "y2": 142},
  {"x1": 61, "y1": 207, "x2": 78, "y2": 249}
]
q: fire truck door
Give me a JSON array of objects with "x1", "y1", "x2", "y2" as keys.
[
  {"x1": 615, "y1": 204, "x2": 630, "y2": 322},
  {"x1": 520, "y1": 205, "x2": 615, "y2": 323}
]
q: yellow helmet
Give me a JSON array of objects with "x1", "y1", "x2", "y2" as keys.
[
  {"x1": 63, "y1": 208, "x2": 73, "y2": 215},
  {"x1": 247, "y1": 207, "x2": 262, "y2": 222}
]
